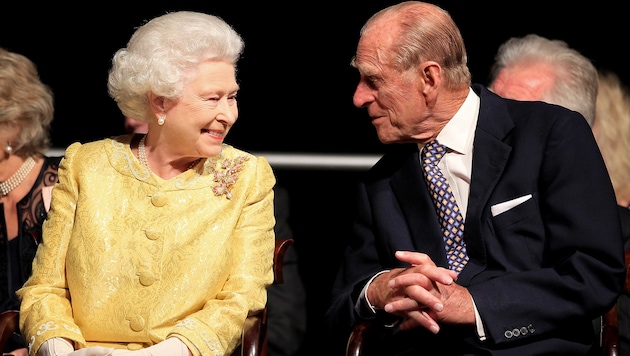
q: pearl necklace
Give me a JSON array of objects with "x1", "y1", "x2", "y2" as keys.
[
  {"x1": 138, "y1": 135, "x2": 150, "y2": 169},
  {"x1": 138, "y1": 135, "x2": 201, "y2": 171},
  {"x1": 0, "y1": 156, "x2": 36, "y2": 196}
]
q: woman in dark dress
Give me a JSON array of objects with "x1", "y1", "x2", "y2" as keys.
[{"x1": 0, "y1": 47, "x2": 61, "y2": 356}]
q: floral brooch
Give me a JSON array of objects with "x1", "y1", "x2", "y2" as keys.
[{"x1": 212, "y1": 156, "x2": 249, "y2": 200}]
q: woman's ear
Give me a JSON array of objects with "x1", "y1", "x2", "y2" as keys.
[{"x1": 148, "y1": 92, "x2": 166, "y2": 116}]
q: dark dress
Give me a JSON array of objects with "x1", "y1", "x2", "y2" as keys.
[{"x1": 0, "y1": 156, "x2": 61, "y2": 352}]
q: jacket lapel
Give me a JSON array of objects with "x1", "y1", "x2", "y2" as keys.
[{"x1": 458, "y1": 85, "x2": 513, "y2": 281}]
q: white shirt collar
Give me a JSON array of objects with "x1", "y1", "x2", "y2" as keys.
[{"x1": 434, "y1": 87, "x2": 479, "y2": 155}]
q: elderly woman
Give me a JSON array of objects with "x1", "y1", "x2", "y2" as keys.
[
  {"x1": 17, "y1": 11, "x2": 276, "y2": 356},
  {"x1": 0, "y1": 47, "x2": 61, "y2": 356}
]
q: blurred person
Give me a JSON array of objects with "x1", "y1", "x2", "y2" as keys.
[
  {"x1": 0, "y1": 47, "x2": 62, "y2": 356},
  {"x1": 593, "y1": 69, "x2": 630, "y2": 243},
  {"x1": 17, "y1": 11, "x2": 276, "y2": 356},
  {"x1": 325, "y1": 2, "x2": 625, "y2": 355},
  {"x1": 488, "y1": 33, "x2": 598, "y2": 126}
]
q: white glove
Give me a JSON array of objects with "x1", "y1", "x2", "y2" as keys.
[
  {"x1": 110, "y1": 338, "x2": 188, "y2": 356},
  {"x1": 37, "y1": 338, "x2": 114, "y2": 356},
  {"x1": 65, "y1": 348, "x2": 115, "y2": 356}
]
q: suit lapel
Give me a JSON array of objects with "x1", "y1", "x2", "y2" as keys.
[{"x1": 458, "y1": 85, "x2": 513, "y2": 281}]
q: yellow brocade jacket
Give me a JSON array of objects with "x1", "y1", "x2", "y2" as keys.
[{"x1": 17, "y1": 135, "x2": 276, "y2": 356}]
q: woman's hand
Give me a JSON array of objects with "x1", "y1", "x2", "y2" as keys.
[{"x1": 36, "y1": 338, "x2": 113, "y2": 356}]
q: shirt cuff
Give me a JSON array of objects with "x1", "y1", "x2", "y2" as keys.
[
  {"x1": 355, "y1": 270, "x2": 400, "y2": 326},
  {"x1": 355, "y1": 270, "x2": 389, "y2": 317},
  {"x1": 471, "y1": 296, "x2": 487, "y2": 341}
]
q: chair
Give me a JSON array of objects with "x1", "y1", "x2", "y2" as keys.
[
  {"x1": 601, "y1": 250, "x2": 630, "y2": 356},
  {"x1": 346, "y1": 250, "x2": 630, "y2": 356},
  {"x1": 0, "y1": 309, "x2": 19, "y2": 354},
  {"x1": 232, "y1": 238, "x2": 294, "y2": 356},
  {"x1": 0, "y1": 238, "x2": 294, "y2": 356}
]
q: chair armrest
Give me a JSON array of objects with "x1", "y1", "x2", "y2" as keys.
[
  {"x1": 346, "y1": 320, "x2": 373, "y2": 356},
  {"x1": 346, "y1": 320, "x2": 392, "y2": 356},
  {"x1": 236, "y1": 310, "x2": 264, "y2": 356},
  {"x1": 0, "y1": 310, "x2": 20, "y2": 353},
  {"x1": 593, "y1": 250, "x2": 630, "y2": 356},
  {"x1": 602, "y1": 307, "x2": 619, "y2": 356}
]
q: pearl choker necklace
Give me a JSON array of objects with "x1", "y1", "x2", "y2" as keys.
[
  {"x1": 138, "y1": 135, "x2": 201, "y2": 171},
  {"x1": 0, "y1": 156, "x2": 36, "y2": 196}
]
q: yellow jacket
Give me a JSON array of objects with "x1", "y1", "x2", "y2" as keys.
[{"x1": 17, "y1": 135, "x2": 276, "y2": 356}]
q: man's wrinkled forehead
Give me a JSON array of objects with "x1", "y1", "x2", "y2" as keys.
[{"x1": 352, "y1": 24, "x2": 395, "y2": 72}]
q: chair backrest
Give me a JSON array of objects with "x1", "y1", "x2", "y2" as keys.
[
  {"x1": 0, "y1": 238, "x2": 294, "y2": 356},
  {"x1": 231, "y1": 238, "x2": 294, "y2": 356},
  {"x1": 345, "y1": 250, "x2": 630, "y2": 356},
  {"x1": 601, "y1": 250, "x2": 630, "y2": 356}
]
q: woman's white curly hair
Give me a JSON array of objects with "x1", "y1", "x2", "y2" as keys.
[{"x1": 107, "y1": 11, "x2": 244, "y2": 122}]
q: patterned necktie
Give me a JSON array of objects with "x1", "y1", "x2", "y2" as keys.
[{"x1": 421, "y1": 140, "x2": 469, "y2": 273}]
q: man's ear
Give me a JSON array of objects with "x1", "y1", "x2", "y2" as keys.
[{"x1": 420, "y1": 61, "x2": 441, "y2": 94}]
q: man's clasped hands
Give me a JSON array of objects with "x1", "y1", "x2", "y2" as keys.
[{"x1": 367, "y1": 250, "x2": 477, "y2": 333}]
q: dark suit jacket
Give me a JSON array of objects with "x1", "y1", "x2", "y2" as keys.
[{"x1": 325, "y1": 85, "x2": 626, "y2": 355}]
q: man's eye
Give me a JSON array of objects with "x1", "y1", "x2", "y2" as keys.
[{"x1": 365, "y1": 77, "x2": 380, "y2": 89}]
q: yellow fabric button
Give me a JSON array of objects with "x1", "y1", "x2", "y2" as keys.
[
  {"x1": 139, "y1": 273, "x2": 156, "y2": 286},
  {"x1": 127, "y1": 343, "x2": 144, "y2": 350},
  {"x1": 129, "y1": 315, "x2": 145, "y2": 332},
  {"x1": 145, "y1": 230, "x2": 160, "y2": 240},
  {"x1": 151, "y1": 194, "x2": 167, "y2": 207}
]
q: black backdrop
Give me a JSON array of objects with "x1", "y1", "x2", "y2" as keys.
[
  {"x1": 3, "y1": 1, "x2": 628, "y2": 354},
  {"x1": 3, "y1": 1, "x2": 627, "y2": 154}
]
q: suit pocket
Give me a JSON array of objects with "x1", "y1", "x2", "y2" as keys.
[
  {"x1": 491, "y1": 194, "x2": 532, "y2": 216},
  {"x1": 491, "y1": 195, "x2": 538, "y2": 232},
  {"x1": 489, "y1": 195, "x2": 545, "y2": 268}
]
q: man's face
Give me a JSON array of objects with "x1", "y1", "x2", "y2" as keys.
[{"x1": 352, "y1": 28, "x2": 429, "y2": 145}]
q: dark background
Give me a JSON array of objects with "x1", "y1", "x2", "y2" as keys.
[
  {"x1": 3, "y1": 1, "x2": 627, "y2": 155},
  {"x1": 3, "y1": 2, "x2": 627, "y2": 354}
]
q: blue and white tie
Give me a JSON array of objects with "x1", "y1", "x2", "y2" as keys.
[{"x1": 421, "y1": 140, "x2": 469, "y2": 273}]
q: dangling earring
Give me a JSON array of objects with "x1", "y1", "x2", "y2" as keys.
[
  {"x1": 157, "y1": 116, "x2": 165, "y2": 126},
  {"x1": 5, "y1": 141, "x2": 13, "y2": 154}
]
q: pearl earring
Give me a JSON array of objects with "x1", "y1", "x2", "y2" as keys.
[
  {"x1": 157, "y1": 116, "x2": 165, "y2": 126},
  {"x1": 5, "y1": 141, "x2": 13, "y2": 154}
]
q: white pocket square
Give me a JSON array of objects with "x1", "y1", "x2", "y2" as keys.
[{"x1": 491, "y1": 194, "x2": 532, "y2": 217}]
